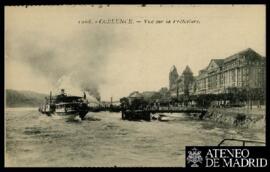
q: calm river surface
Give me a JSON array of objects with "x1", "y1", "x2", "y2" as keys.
[{"x1": 5, "y1": 108, "x2": 265, "y2": 167}]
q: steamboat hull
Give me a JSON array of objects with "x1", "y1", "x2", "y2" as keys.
[{"x1": 54, "y1": 110, "x2": 89, "y2": 119}]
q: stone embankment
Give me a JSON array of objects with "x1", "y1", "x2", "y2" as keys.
[{"x1": 192, "y1": 107, "x2": 265, "y2": 129}]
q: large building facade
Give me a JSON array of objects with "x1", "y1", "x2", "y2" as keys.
[{"x1": 169, "y1": 48, "x2": 266, "y2": 97}]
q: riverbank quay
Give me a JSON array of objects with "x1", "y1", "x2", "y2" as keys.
[{"x1": 198, "y1": 106, "x2": 266, "y2": 129}]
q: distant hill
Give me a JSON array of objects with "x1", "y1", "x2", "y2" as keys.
[{"x1": 5, "y1": 89, "x2": 48, "y2": 107}]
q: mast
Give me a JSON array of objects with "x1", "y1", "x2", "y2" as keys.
[
  {"x1": 111, "y1": 97, "x2": 113, "y2": 106},
  {"x1": 49, "y1": 91, "x2": 52, "y2": 105}
]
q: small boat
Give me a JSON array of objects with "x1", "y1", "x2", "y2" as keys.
[
  {"x1": 158, "y1": 114, "x2": 170, "y2": 122},
  {"x1": 39, "y1": 89, "x2": 89, "y2": 119}
]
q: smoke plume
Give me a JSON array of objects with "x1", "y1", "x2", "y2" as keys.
[{"x1": 6, "y1": 26, "x2": 117, "y2": 101}]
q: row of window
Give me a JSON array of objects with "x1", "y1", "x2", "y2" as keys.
[{"x1": 196, "y1": 67, "x2": 265, "y2": 90}]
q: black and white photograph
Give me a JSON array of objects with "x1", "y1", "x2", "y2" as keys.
[{"x1": 4, "y1": 5, "x2": 266, "y2": 167}]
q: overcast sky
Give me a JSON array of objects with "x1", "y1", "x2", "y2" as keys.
[{"x1": 5, "y1": 5, "x2": 265, "y2": 101}]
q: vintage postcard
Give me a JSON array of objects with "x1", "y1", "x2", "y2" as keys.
[{"x1": 4, "y1": 5, "x2": 267, "y2": 167}]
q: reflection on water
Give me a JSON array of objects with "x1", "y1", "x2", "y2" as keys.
[{"x1": 5, "y1": 108, "x2": 265, "y2": 167}]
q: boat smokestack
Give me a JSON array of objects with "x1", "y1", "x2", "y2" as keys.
[{"x1": 61, "y1": 89, "x2": 65, "y2": 95}]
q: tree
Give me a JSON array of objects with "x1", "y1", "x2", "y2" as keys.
[{"x1": 120, "y1": 97, "x2": 129, "y2": 109}]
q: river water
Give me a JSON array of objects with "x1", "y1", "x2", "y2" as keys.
[{"x1": 5, "y1": 108, "x2": 265, "y2": 167}]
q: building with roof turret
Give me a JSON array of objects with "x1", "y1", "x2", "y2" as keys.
[
  {"x1": 169, "y1": 48, "x2": 266, "y2": 99},
  {"x1": 169, "y1": 65, "x2": 179, "y2": 90},
  {"x1": 169, "y1": 65, "x2": 196, "y2": 97},
  {"x1": 196, "y1": 48, "x2": 265, "y2": 94}
]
